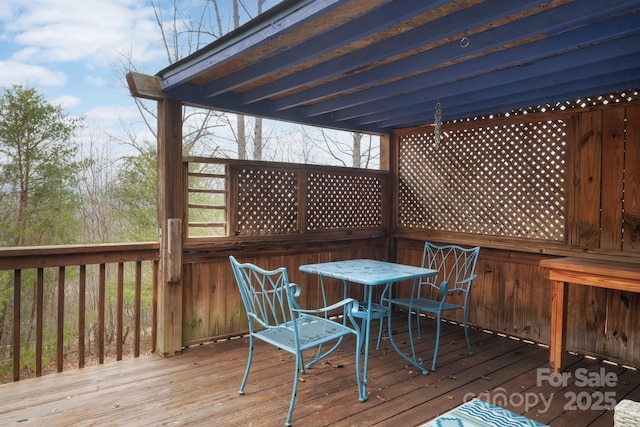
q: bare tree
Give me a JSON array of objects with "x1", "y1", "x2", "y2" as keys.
[
  {"x1": 113, "y1": 0, "x2": 271, "y2": 161},
  {"x1": 76, "y1": 129, "x2": 122, "y2": 243},
  {"x1": 224, "y1": 0, "x2": 267, "y2": 160},
  {"x1": 300, "y1": 126, "x2": 378, "y2": 168},
  {"x1": 114, "y1": 0, "x2": 228, "y2": 158}
]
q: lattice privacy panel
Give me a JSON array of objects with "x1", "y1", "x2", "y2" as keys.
[
  {"x1": 452, "y1": 90, "x2": 640, "y2": 121},
  {"x1": 398, "y1": 121, "x2": 567, "y2": 240},
  {"x1": 306, "y1": 172, "x2": 383, "y2": 230},
  {"x1": 236, "y1": 168, "x2": 298, "y2": 235}
]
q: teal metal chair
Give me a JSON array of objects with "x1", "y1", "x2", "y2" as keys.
[
  {"x1": 379, "y1": 242, "x2": 480, "y2": 371},
  {"x1": 230, "y1": 256, "x2": 363, "y2": 427}
]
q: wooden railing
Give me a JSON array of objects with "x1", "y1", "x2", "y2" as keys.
[{"x1": 0, "y1": 243, "x2": 159, "y2": 382}]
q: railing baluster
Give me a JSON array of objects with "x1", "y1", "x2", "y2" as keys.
[
  {"x1": 13, "y1": 269, "x2": 21, "y2": 382},
  {"x1": 36, "y1": 268, "x2": 44, "y2": 377},
  {"x1": 79, "y1": 264, "x2": 86, "y2": 369},
  {"x1": 57, "y1": 266, "x2": 65, "y2": 373},
  {"x1": 117, "y1": 262, "x2": 124, "y2": 361},
  {"x1": 135, "y1": 261, "x2": 142, "y2": 357},
  {"x1": 98, "y1": 263, "x2": 105, "y2": 364},
  {"x1": 152, "y1": 260, "x2": 158, "y2": 352}
]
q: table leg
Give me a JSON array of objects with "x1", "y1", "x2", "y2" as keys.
[
  {"x1": 385, "y1": 283, "x2": 429, "y2": 375},
  {"x1": 550, "y1": 279, "x2": 568, "y2": 372},
  {"x1": 362, "y1": 286, "x2": 372, "y2": 398}
]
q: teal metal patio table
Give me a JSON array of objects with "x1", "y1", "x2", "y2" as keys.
[{"x1": 299, "y1": 259, "x2": 438, "y2": 399}]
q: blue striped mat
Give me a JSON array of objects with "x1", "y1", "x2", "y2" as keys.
[{"x1": 422, "y1": 398, "x2": 548, "y2": 427}]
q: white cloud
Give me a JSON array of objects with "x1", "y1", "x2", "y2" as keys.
[
  {"x1": 2, "y1": 0, "x2": 165, "y2": 69},
  {"x1": 96, "y1": 103, "x2": 141, "y2": 118},
  {"x1": 0, "y1": 0, "x2": 286, "y2": 160},
  {"x1": 86, "y1": 75, "x2": 107, "y2": 86},
  {"x1": 0, "y1": 59, "x2": 66, "y2": 88},
  {"x1": 85, "y1": 104, "x2": 148, "y2": 134},
  {"x1": 53, "y1": 94, "x2": 81, "y2": 110},
  {"x1": 81, "y1": 103, "x2": 156, "y2": 156}
]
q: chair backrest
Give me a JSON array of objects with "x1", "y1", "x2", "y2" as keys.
[
  {"x1": 421, "y1": 242, "x2": 480, "y2": 293},
  {"x1": 230, "y1": 256, "x2": 296, "y2": 331}
]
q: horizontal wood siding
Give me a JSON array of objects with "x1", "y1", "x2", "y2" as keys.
[
  {"x1": 181, "y1": 238, "x2": 389, "y2": 346},
  {"x1": 395, "y1": 241, "x2": 551, "y2": 341},
  {"x1": 396, "y1": 238, "x2": 640, "y2": 367}
]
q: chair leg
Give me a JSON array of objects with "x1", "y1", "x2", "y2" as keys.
[
  {"x1": 285, "y1": 354, "x2": 301, "y2": 427},
  {"x1": 463, "y1": 310, "x2": 473, "y2": 354},
  {"x1": 239, "y1": 336, "x2": 254, "y2": 395},
  {"x1": 407, "y1": 309, "x2": 419, "y2": 365},
  {"x1": 431, "y1": 313, "x2": 442, "y2": 371}
]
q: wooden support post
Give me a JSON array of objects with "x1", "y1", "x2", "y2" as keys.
[
  {"x1": 156, "y1": 98, "x2": 184, "y2": 357},
  {"x1": 126, "y1": 72, "x2": 184, "y2": 357}
]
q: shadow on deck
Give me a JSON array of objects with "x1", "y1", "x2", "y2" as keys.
[{"x1": 0, "y1": 313, "x2": 638, "y2": 426}]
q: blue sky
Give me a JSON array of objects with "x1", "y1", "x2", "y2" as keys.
[{"x1": 0, "y1": 0, "x2": 283, "y2": 151}]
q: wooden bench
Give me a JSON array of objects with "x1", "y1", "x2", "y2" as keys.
[{"x1": 539, "y1": 257, "x2": 640, "y2": 372}]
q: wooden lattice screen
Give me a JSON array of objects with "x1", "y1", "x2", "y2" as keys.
[
  {"x1": 397, "y1": 120, "x2": 567, "y2": 240},
  {"x1": 185, "y1": 159, "x2": 387, "y2": 238},
  {"x1": 306, "y1": 171, "x2": 383, "y2": 230},
  {"x1": 236, "y1": 167, "x2": 299, "y2": 235}
]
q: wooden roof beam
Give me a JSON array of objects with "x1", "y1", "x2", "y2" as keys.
[{"x1": 126, "y1": 72, "x2": 165, "y2": 101}]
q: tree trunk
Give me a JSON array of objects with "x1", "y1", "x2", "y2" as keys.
[
  {"x1": 253, "y1": 118, "x2": 263, "y2": 161},
  {"x1": 352, "y1": 132, "x2": 362, "y2": 167},
  {"x1": 233, "y1": 0, "x2": 247, "y2": 160},
  {"x1": 237, "y1": 114, "x2": 246, "y2": 159}
]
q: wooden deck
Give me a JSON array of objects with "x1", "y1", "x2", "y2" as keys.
[{"x1": 1, "y1": 313, "x2": 638, "y2": 426}]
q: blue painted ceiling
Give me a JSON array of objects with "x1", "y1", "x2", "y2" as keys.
[{"x1": 155, "y1": 0, "x2": 640, "y2": 135}]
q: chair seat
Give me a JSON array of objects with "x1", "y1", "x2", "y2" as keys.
[
  {"x1": 391, "y1": 297, "x2": 463, "y2": 313},
  {"x1": 255, "y1": 314, "x2": 355, "y2": 353}
]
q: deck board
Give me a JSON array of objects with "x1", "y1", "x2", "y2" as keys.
[{"x1": 0, "y1": 314, "x2": 637, "y2": 426}]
